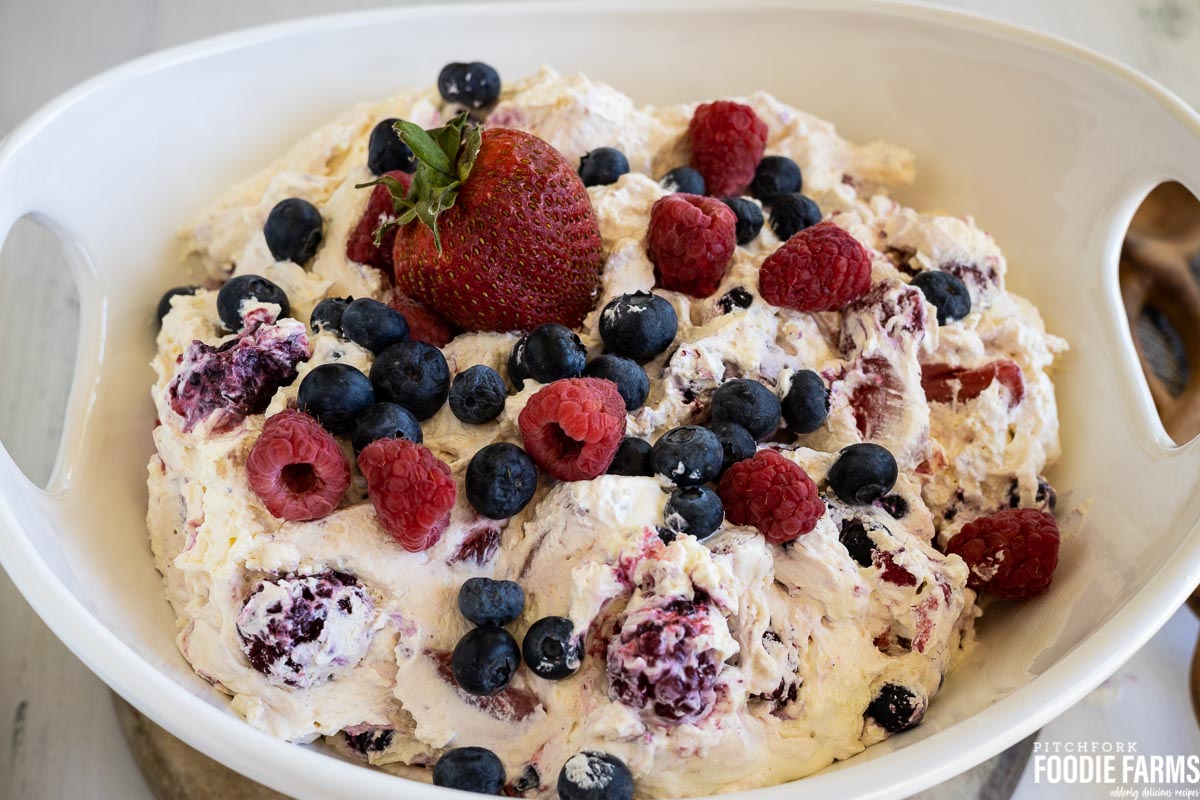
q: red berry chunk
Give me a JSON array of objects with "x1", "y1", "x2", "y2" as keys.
[
  {"x1": 358, "y1": 438, "x2": 457, "y2": 552},
  {"x1": 921, "y1": 360, "x2": 1025, "y2": 407},
  {"x1": 759, "y1": 221, "x2": 872, "y2": 312},
  {"x1": 717, "y1": 449, "x2": 824, "y2": 544},
  {"x1": 647, "y1": 194, "x2": 737, "y2": 298},
  {"x1": 688, "y1": 100, "x2": 768, "y2": 197},
  {"x1": 517, "y1": 378, "x2": 626, "y2": 481},
  {"x1": 346, "y1": 170, "x2": 413, "y2": 270},
  {"x1": 246, "y1": 410, "x2": 350, "y2": 521},
  {"x1": 946, "y1": 508, "x2": 1060, "y2": 599},
  {"x1": 387, "y1": 292, "x2": 458, "y2": 348}
]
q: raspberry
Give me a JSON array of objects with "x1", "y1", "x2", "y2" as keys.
[
  {"x1": 646, "y1": 194, "x2": 737, "y2": 298},
  {"x1": 759, "y1": 221, "x2": 872, "y2": 312},
  {"x1": 922, "y1": 360, "x2": 1025, "y2": 407},
  {"x1": 346, "y1": 170, "x2": 412, "y2": 270},
  {"x1": 606, "y1": 597, "x2": 722, "y2": 725},
  {"x1": 717, "y1": 450, "x2": 823, "y2": 544},
  {"x1": 358, "y1": 438, "x2": 457, "y2": 551},
  {"x1": 946, "y1": 508, "x2": 1060, "y2": 599},
  {"x1": 246, "y1": 410, "x2": 350, "y2": 521},
  {"x1": 518, "y1": 378, "x2": 626, "y2": 481},
  {"x1": 687, "y1": 100, "x2": 768, "y2": 197},
  {"x1": 387, "y1": 292, "x2": 458, "y2": 347}
]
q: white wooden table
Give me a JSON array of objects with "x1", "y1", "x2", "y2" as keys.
[{"x1": 1, "y1": 1, "x2": 1198, "y2": 797}]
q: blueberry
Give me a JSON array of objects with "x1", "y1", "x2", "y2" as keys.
[
  {"x1": 706, "y1": 419, "x2": 756, "y2": 474},
  {"x1": 827, "y1": 443, "x2": 898, "y2": 504},
  {"x1": 865, "y1": 683, "x2": 925, "y2": 733},
  {"x1": 782, "y1": 370, "x2": 830, "y2": 434},
  {"x1": 310, "y1": 296, "x2": 352, "y2": 336},
  {"x1": 508, "y1": 324, "x2": 586, "y2": 387},
  {"x1": 769, "y1": 193, "x2": 822, "y2": 240},
  {"x1": 367, "y1": 118, "x2": 416, "y2": 176},
  {"x1": 839, "y1": 518, "x2": 878, "y2": 567},
  {"x1": 264, "y1": 198, "x2": 324, "y2": 265},
  {"x1": 450, "y1": 365, "x2": 508, "y2": 424},
  {"x1": 458, "y1": 577, "x2": 525, "y2": 627},
  {"x1": 599, "y1": 291, "x2": 678, "y2": 363},
  {"x1": 651, "y1": 426, "x2": 724, "y2": 487},
  {"x1": 607, "y1": 437, "x2": 654, "y2": 477},
  {"x1": 297, "y1": 363, "x2": 376, "y2": 434},
  {"x1": 910, "y1": 270, "x2": 972, "y2": 324},
  {"x1": 659, "y1": 166, "x2": 706, "y2": 195},
  {"x1": 451, "y1": 625, "x2": 520, "y2": 696},
  {"x1": 721, "y1": 197, "x2": 764, "y2": 245},
  {"x1": 522, "y1": 616, "x2": 582, "y2": 680},
  {"x1": 340, "y1": 298, "x2": 409, "y2": 353},
  {"x1": 156, "y1": 286, "x2": 198, "y2": 327},
  {"x1": 879, "y1": 494, "x2": 909, "y2": 519},
  {"x1": 664, "y1": 486, "x2": 724, "y2": 540},
  {"x1": 749, "y1": 155, "x2": 803, "y2": 200},
  {"x1": 350, "y1": 402, "x2": 423, "y2": 454},
  {"x1": 578, "y1": 147, "x2": 629, "y2": 188},
  {"x1": 433, "y1": 747, "x2": 506, "y2": 795},
  {"x1": 710, "y1": 379, "x2": 781, "y2": 440},
  {"x1": 583, "y1": 355, "x2": 649, "y2": 411},
  {"x1": 717, "y1": 287, "x2": 753, "y2": 313},
  {"x1": 438, "y1": 61, "x2": 502, "y2": 109},
  {"x1": 369, "y1": 341, "x2": 450, "y2": 420},
  {"x1": 345, "y1": 728, "x2": 394, "y2": 755},
  {"x1": 216, "y1": 274, "x2": 291, "y2": 331},
  {"x1": 466, "y1": 442, "x2": 538, "y2": 519},
  {"x1": 557, "y1": 751, "x2": 634, "y2": 800}
]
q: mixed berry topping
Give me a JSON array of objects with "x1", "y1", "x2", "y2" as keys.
[
  {"x1": 781, "y1": 369, "x2": 830, "y2": 434},
  {"x1": 578, "y1": 147, "x2": 630, "y2": 188},
  {"x1": 167, "y1": 317, "x2": 310, "y2": 433},
  {"x1": 367, "y1": 119, "x2": 417, "y2": 176},
  {"x1": 598, "y1": 291, "x2": 678, "y2": 363},
  {"x1": 216, "y1": 274, "x2": 291, "y2": 332},
  {"x1": 647, "y1": 193, "x2": 737, "y2": 297},
  {"x1": 659, "y1": 166, "x2": 706, "y2": 195},
  {"x1": 449, "y1": 364, "x2": 508, "y2": 425},
  {"x1": 340, "y1": 297, "x2": 410, "y2": 353},
  {"x1": 911, "y1": 269, "x2": 972, "y2": 324},
  {"x1": 946, "y1": 508, "x2": 1060, "y2": 599},
  {"x1": 721, "y1": 196, "x2": 764, "y2": 245},
  {"x1": 865, "y1": 683, "x2": 926, "y2": 733},
  {"x1": 651, "y1": 425, "x2": 724, "y2": 487},
  {"x1": 358, "y1": 438, "x2": 456, "y2": 551},
  {"x1": 297, "y1": 363, "x2": 375, "y2": 434},
  {"x1": 369, "y1": 340, "x2": 450, "y2": 420},
  {"x1": 433, "y1": 746, "x2": 506, "y2": 795},
  {"x1": 760, "y1": 220, "x2": 871, "y2": 312},
  {"x1": 749, "y1": 155, "x2": 803, "y2": 201},
  {"x1": 451, "y1": 625, "x2": 521, "y2": 696},
  {"x1": 246, "y1": 409, "x2": 351, "y2": 521},
  {"x1": 706, "y1": 419, "x2": 756, "y2": 475},
  {"x1": 466, "y1": 442, "x2": 538, "y2": 520},
  {"x1": 509, "y1": 323, "x2": 588, "y2": 387},
  {"x1": 826, "y1": 443, "x2": 899, "y2": 505},
  {"x1": 349, "y1": 401, "x2": 423, "y2": 454},
  {"x1": 687, "y1": 100, "x2": 768, "y2": 197},
  {"x1": 264, "y1": 197, "x2": 324, "y2": 265},
  {"x1": 718, "y1": 449, "x2": 823, "y2": 544},
  {"x1": 517, "y1": 378, "x2": 626, "y2": 482},
  {"x1": 558, "y1": 752, "x2": 634, "y2": 800},
  {"x1": 155, "y1": 285, "x2": 198, "y2": 328},
  {"x1": 236, "y1": 571, "x2": 374, "y2": 688},
  {"x1": 606, "y1": 437, "x2": 654, "y2": 477},
  {"x1": 710, "y1": 378, "x2": 781, "y2": 440},
  {"x1": 522, "y1": 616, "x2": 583, "y2": 680},
  {"x1": 606, "y1": 597, "x2": 723, "y2": 725},
  {"x1": 458, "y1": 577, "x2": 526, "y2": 628},
  {"x1": 664, "y1": 486, "x2": 724, "y2": 540},
  {"x1": 583, "y1": 355, "x2": 650, "y2": 412},
  {"x1": 437, "y1": 61, "x2": 502, "y2": 109},
  {"x1": 309, "y1": 295, "x2": 352, "y2": 336},
  {"x1": 767, "y1": 193, "x2": 822, "y2": 240}
]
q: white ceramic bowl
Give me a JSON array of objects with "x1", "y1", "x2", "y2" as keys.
[{"x1": 3, "y1": 2, "x2": 1200, "y2": 798}]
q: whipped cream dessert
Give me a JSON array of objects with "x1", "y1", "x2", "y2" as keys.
[{"x1": 148, "y1": 63, "x2": 1068, "y2": 798}]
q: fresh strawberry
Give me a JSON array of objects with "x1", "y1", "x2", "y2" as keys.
[
  {"x1": 346, "y1": 170, "x2": 412, "y2": 270},
  {"x1": 921, "y1": 360, "x2": 1025, "y2": 407},
  {"x1": 380, "y1": 115, "x2": 603, "y2": 332},
  {"x1": 387, "y1": 292, "x2": 458, "y2": 347}
]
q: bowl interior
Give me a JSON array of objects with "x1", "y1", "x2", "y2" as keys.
[{"x1": 5, "y1": 3, "x2": 1200, "y2": 798}]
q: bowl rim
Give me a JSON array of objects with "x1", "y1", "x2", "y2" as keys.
[{"x1": 3, "y1": 2, "x2": 1200, "y2": 799}]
